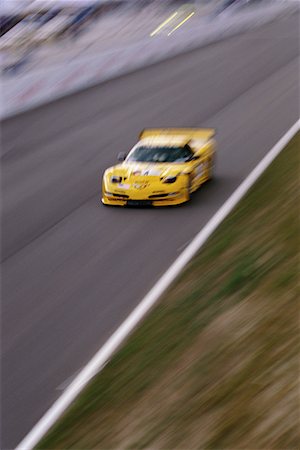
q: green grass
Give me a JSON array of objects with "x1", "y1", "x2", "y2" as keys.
[{"x1": 39, "y1": 134, "x2": 299, "y2": 450}]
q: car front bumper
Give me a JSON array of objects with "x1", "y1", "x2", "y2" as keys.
[{"x1": 102, "y1": 189, "x2": 189, "y2": 206}]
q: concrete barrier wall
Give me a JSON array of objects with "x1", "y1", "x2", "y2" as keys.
[{"x1": 1, "y1": 1, "x2": 298, "y2": 119}]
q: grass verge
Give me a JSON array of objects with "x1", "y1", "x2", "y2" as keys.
[{"x1": 39, "y1": 134, "x2": 299, "y2": 450}]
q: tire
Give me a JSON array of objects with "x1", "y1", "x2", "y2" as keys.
[
  {"x1": 186, "y1": 175, "x2": 192, "y2": 201},
  {"x1": 207, "y1": 155, "x2": 215, "y2": 181}
]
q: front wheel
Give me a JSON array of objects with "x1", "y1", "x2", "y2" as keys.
[
  {"x1": 185, "y1": 175, "x2": 193, "y2": 201},
  {"x1": 207, "y1": 155, "x2": 215, "y2": 181}
]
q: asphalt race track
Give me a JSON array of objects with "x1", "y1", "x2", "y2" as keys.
[{"x1": 2, "y1": 13, "x2": 299, "y2": 449}]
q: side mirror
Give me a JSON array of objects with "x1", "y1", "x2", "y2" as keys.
[{"x1": 117, "y1": 152, "x2": 127, "y2": 162}]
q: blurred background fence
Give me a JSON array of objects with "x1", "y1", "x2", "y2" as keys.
[{"x1": 1, "y1": 0, "x2": 298, "y2": 117}]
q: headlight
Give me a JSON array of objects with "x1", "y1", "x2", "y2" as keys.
[
  {"x1": 163, "y1": 176, "x2": 177, "y2": 184},
  {"x1": 111, "y1": 175, "x2": 122, "y2": 183}
]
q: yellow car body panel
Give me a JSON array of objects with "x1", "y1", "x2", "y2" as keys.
[{"x1": 102, "y1": 128, "x2": 216, "y2": 206}]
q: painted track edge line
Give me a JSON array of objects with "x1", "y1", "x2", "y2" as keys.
[{"x1": 16, "y1": 119, "x2": 300, "y2": 450}]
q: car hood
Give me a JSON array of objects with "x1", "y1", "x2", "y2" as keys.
[{"x1": 106, "y1": 162, "x2": 184, "y2": 180}]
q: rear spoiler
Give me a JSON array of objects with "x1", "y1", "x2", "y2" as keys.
[{"x1": 139, "y1": 128, "x2": 216, "y2": 141}]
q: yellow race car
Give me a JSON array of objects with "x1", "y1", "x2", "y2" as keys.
[{"x1": 102, "y1": 128, "x2": 216, "y2": 206}]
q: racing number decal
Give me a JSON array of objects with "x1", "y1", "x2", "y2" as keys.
[
  {"x1": 190, "y1": 155, "x2": 209, "y2": 190},
  {"x1": 195, "y1": 163, "x2": 204, "y2": 178},
  {"x1": 193, "y1": 157, "x2": 209, "y2": 186}
]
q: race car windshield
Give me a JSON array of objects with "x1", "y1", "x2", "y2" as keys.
[{"x1": 127, "y1": 145, "x2": 194, "y2": 163}]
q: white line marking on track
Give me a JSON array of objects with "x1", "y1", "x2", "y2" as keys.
[{"x1": 16, "y1": 120, "x2": 300, "y2": 450}]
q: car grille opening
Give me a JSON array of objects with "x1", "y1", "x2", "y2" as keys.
[
  {"x1": 113, "y1": 193, "x2": 129, "y2": 198},
  {"x1": 148, "y1": 193, "x2": 170, "y2": 199},
  {"x1": 127, "y1": 200, "x2": 152, "y2": 206}
]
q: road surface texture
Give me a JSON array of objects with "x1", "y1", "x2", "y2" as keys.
[{"x1": 2, "y1": 12, "x2": 299, "y2": 449}]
